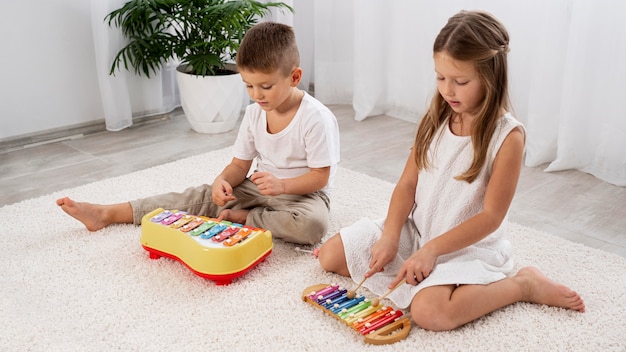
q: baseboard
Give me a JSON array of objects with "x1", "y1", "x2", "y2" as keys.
[{"x1": 0, "y1": 112, "x2": 175, "y2": 154}]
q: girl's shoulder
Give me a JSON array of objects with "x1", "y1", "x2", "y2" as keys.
[
  {"x1": 489, "y1": 113, "x2": 526, "y2": 155},
  {"x1": 498, "y1": 112, "x2": 526, "y2": 137}
]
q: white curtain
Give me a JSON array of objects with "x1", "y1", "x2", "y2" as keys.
[
  {"x1": 90, "y1": 0, "x2": 189, "y2": 132},
  {"x1": 312, "y1": 0, "x2": 626, "y2": 186}
]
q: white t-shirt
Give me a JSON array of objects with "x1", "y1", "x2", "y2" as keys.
[{"x1": 232, "y1": 92, "x2": 340, "y2": 197}]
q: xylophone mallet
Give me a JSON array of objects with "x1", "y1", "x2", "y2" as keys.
[
  {"x1": 371, "y1": 281, "x2": 405, "y2": 307},
  {"x1": 295, "y1": 246, "x2": 320, "y2": 257},
  {"x1": 346, "y1": 276, "x2": 368, "y2": 299}
]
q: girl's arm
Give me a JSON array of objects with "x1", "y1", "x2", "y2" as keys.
[
  {"x1": 390, "y1": 127, "x2": 525, "y2": 286},
  {"x1": 427, "y1": 127, "x2": 524, "y2": 254},
  {"x1": 365, "y1": 148, "x2": 420, "y2": 277}
]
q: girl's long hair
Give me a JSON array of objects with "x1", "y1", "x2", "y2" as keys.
[{"x1": 413, "y1": 11, "x2": 511, "y2": 183}]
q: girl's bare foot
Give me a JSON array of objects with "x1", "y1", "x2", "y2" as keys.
[
  {"x1": 218, "y1": 209, "x2": 249, "y2": 224},
  {"x1": 56, "y1": 197, "x2": 110, "y2": 231},
  {"x1": 515, "y1": 266, "x2": 585, "y2": 312}
]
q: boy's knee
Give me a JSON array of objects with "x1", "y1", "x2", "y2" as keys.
[
  {"x1": 277, "y1": 212, "x2": 328, "y2": 245},
  {"x1": 247, "y1": 206, "x2": 328, "y2": 244},
  {"x1": 278, "y1": 208, "x2": 328, "y2": 245}
]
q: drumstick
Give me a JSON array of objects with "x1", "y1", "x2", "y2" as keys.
[
  {"x1": 346, "y1": 276, "x2": 368, "y2": 299},
  {"x1": 371, "y1": 281, "x2": 405, "y2": 307}
]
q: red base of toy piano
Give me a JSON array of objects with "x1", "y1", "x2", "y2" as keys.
[{"x1": 143, "y1": 245, "x2": 272, "y2": 285}]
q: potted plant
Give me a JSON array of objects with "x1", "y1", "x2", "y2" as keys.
[{"x1": 105, "y1": 0, "x2": 293, "y2": 133}]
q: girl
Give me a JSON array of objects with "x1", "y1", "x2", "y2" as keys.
[{"x1": 317, "y1": 10, "x2": 584, "y2": 331}]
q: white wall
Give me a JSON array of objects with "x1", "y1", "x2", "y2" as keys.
[{"x1": 0, "y1": 0, "x2": 104, "y2": 140}]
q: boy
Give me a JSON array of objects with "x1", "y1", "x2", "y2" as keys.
[{"x1": 57, "y1": 22, "x2": 340, "y2": 245}]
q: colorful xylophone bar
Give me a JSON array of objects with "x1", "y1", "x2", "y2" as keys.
[{"x1": 148, "y1": 209, "x2": 262, "y2": 246}]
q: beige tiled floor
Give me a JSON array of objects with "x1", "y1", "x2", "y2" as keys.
[{"x1": 1, "y1": 105, "x2": 625, "y2": 257}]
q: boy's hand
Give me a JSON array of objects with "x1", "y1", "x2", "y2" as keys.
[
  {"x1": 212, "y1": 179, "x2": 236, "y2": 206},
  {"x1": 250, "y1": 171, "x2": 285, "y2": 196},
  {"x1": 365, "y1": 236, "x2": 399, "y2": 278}
]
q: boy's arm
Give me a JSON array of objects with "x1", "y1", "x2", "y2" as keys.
[
  {"x1": 215, "y1": 157, "x2": 253, "y2": 187},
  {"x1": 212, "y1": 158, "x2": 253, "y2": 206},
  {"x1": 285, "y1": 166, "x2": 330, "y2": 194},
  {"x1": 250, "y1": 166, "x2": 330, "y2": 196}
]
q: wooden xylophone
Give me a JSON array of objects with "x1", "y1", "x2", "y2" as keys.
[
  {"x1": 140, "y1": 208, "x2": 273, "y2": 285},
  {"x1": 302, "y1": 283, "x2": 411, "y2": 345}
]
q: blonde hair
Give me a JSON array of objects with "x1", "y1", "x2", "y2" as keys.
[
  {"x1": 236, "y1": 22, "x2": 300, "y2": 76},
  {"x1": 413, "y1": 10, "x2": 511, "y2": 183}
]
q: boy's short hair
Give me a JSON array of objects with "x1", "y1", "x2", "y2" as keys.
[{"x1": 236, "y1": 22, "x2": 300, "y2": 76}]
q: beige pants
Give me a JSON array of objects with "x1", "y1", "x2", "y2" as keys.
[{"x1": 130, "y1": 179, "x2": 330, "y2": 245}]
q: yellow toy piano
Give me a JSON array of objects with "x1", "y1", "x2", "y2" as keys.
[{"x1": 140, "y1": 208, "x2": 273, "y2": 285}]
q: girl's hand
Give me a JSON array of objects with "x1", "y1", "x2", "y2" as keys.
[
  {"x1": 389, "y1": 246, "x2": 437, "y2": 288},
  {"x1": 212, "y1": 179, "x2": 236, "y2": 206},
  {"x1": 250, "y1": 171, "x2": 285, "y2": 196},
  {"x1": 365, "y1": 236, "x2": 399, "y2": 278}
]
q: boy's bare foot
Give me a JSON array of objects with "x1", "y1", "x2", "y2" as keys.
[
  {"x1": 56, "y1": 197, "x2": 110, "y2": 232},
  {"x1": 515, "y1": 266, "x2": 585, "y2": 312},
  {"x1": 218, "y1": 209, "x2": 250, "y2": 224}
]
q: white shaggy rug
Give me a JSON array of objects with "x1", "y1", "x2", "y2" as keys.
[{"x1": 1, "y1": 146, "x2": 625, "y2": 352}]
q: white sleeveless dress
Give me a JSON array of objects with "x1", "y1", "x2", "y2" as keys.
[{"x1": 340, "y1": 113, "x2": 525, "y2": 308}]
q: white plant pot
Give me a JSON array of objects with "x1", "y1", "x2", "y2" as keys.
[{"x1": 176, "y1": 65, "x2": 245, "y2": 134}]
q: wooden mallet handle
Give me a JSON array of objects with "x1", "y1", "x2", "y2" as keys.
[
  {"x1": 346, "y1": 276, "x2": 368, "y2": 299},
  {"x1": 371, "y1": 281, "x2": 404, "y2": 307}
]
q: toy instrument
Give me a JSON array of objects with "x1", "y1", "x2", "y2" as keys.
[
  {"x1": 140, "y1": 208, "x2": 272, "y2": 285},
  {"x1": 302, "y1": 283, "x2": 411, "y2": 345}
]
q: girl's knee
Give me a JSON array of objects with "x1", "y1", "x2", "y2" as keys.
[
  {"x1": 317, "y1": 236, "x2": 336, "y2": 271},
  {"x1": 410, "y1": 299, "x2": 457, "y2": 332},
  {"x1": 317, "y1": 234, "x2": 349, "y2": 275}
]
